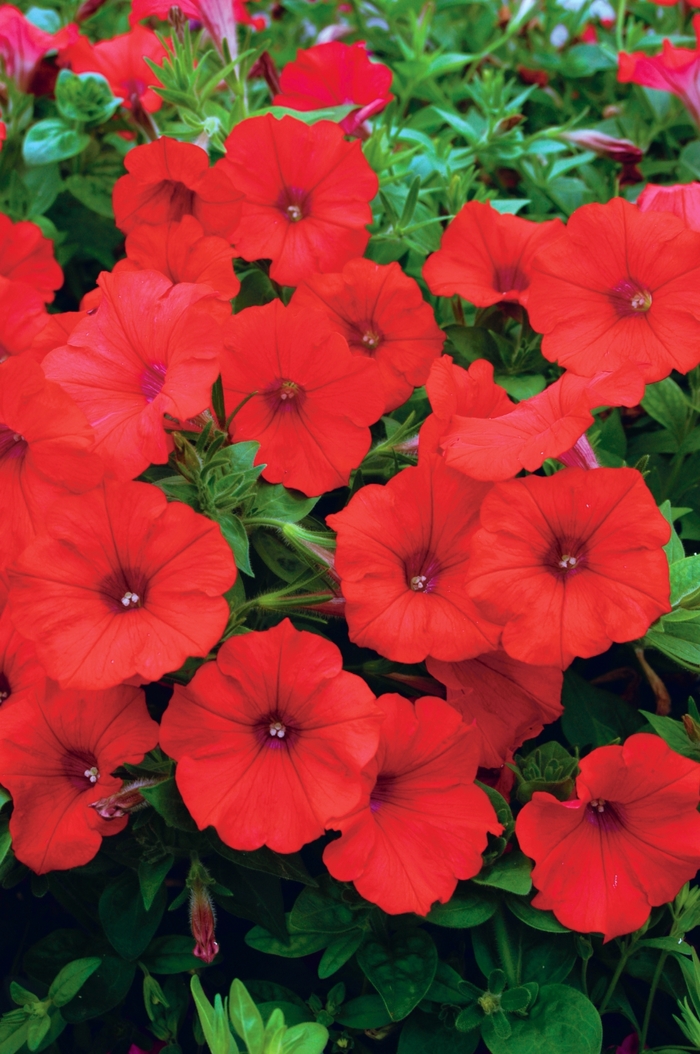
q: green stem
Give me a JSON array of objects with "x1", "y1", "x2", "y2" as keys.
[
  {"x1": 493, "y1": 907, "x2": 518, "y2": 988},
  {"x1": 598, "y1": 940, "x2": 632, "y2": 1015},
  {"x1": 639, "y1": 951, "x2": 668, "y2": 1049},
  {"x1": 615, "y1": 0, "x2": 626, "y2": 53},
  {"x1": 581, "y1": 956, "x2": 589, "y2": 999}
]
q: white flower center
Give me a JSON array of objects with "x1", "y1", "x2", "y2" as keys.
[
  {"x1": 590, "y1": 798, "x2": 606, "y2": 813},
  {"x1": 269, "y1": 721, "x2": 286, "y2": 738},
  {"x1": 558, "y1": 554, "x2": 578, "y2": 570},
  {"x1": 120, "y1": 591, "x2": 140, "y2": 608},
  {"x1": 286, "y1": 204, "x2": 303, "y2": 222},
  {"x1": 410, "y1": 575, "x2": 428, "y2": 591},
  {"x1": 84, "y1": 766, "x2": 100, "y2": 783}
]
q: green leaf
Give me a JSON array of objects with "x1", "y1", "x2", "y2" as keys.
[
  {"x1": 280, "y1": 1021, "x2": 329, "y2": 1054},
  {"x1": 334, "y1": 995, "x2": 393, "y2": 1030},
  {"x1": 48, "y1": 958, "x2": 101, "y2": 1007},
  {"x1": 427, "y1": 889, "x2": 498, "y2": 928},
  {"x1": 356, "y1": 929, "x2": 438, "y2": 1022},
  {"x1": 399, "y1": 1009, "x2": 479, "y2": 1054},
  {"x1": 23, "y1": 119, "x2": 90, "y2": 166},
  {"x1": 26, "y1": 1013, "x2": 52, "y2": 1052},
  {"x1": 218, "y1": 513, "x2": 253, "y2": 576},
  {"x1": 61, "y1": 958, "x2": 136, "y2": 1023},
  {"x1": 138, "y1": 852, "x2": 174, "y2": 911},
  {"x1": 473, "y1": 851, "x2": 532, "y2": 896},
  {"x1": 99, "y1": 870, "x2": 167, "y2": 961},
  {"x1": 640, "y1": 711, "x2": 700, "y2": 760},
  {"x1": 140, "y1": 935, "x2": 209, "y2": 974},
  {"x1": 660, "y1": 500, "x2": 686, "y2": 566},
  {"x1": 642, "y1": 379, "x2": 690, "y2": 445},
  {"x1": 481, "y1": 984, "x2": 602, "y2": 1054},
  {"x1": 318, "y1": 929, "x2": 365, "y2": 979},
  {"x1": 249, "y1": 483, "x2": 318, "y2": 525},
  {"x1": 55, "y1": 69, "x2": 122, "y2": 124},
  {"x1": 561, "y1": 670, "x2": 643, "y2": 749},
  {"x1": 495, "y1": 375, "x2": 546, "y2": 401},
  {"x1": 670, "y1": 554, "x2": 700, "y2": 609},
  {"x1": 245, "y1": 918, "x2": 329, "y2": 958},
  {"x1": 140, "y1": 778, "x2": 198, "y2": 832},
  {"x1": 64, "y1": 173, "x2": 115, "y2": 218},
  {"x1": 210, "y1": 859, "x2": 287, "y2": 940},
  {"x1": 289, "y1": 875, "x2": 366, "y2": 935},
  {"x1": 250, "y1": 104, "x2": 357, "y2": 123},
  {"x1": 191, "y1": 976, "x2": 239, "y2": 1054},
  {"x1": 425, "y1": 961, "x2": 478, "y2": 1007},
  {"x1": 210, "y1": 834, "x2": 316, "y2": 885},
  {"x1": 505, "y1": 896, "x2": 570, "y2": 934},
  {"x1": 229, "y1": 979, "x2": 264, "y2": 1051}
]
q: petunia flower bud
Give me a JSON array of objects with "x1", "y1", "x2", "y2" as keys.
[
  {"x1": 89, "y1": 777, "x2": 164, "y2": 819},
  {"x1": 683, "y1": 713, "x2": 700, "y2": 744},
  {"x1": 557, "y1": 434, "x2": 600, "y2": 470},
  {"x1": 561, "y1": 130, "x2": 644, "y2": 184},
  {"x1": 189, "y1": 880, "x2": 219, "y2": 964}
]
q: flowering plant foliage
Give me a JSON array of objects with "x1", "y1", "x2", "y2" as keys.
[{"x1": 5, "y1": 0, "x2": 700, "y2": 1052}]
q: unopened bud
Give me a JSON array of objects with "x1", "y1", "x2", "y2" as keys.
[
  {"x1": 562, "y1": 129, "x2": 643, "y2": 167},
  {"x1": 90, "y1": 778, "x2": 163, "y2": 819},
  {"x1": 557, "y1": 435, "x2": 600, "y2": 471},
  {"x1": 249, "y1": 51, "x2": 281, "y2": 96},
  {"x1": 683, "y1": 713, "x2": 700, "y2": 743},
  {"x1": 190, "y1": 882, "x2": 219, "y2": 964}
]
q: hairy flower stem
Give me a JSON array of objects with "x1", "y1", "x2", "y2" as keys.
[{"x1": 599, "y1": 938, "x2": 634, "y2": 1014}]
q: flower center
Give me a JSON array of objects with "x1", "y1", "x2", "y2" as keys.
[
  {"x1": 608, "y1": 278, "x2": 653, "y2": 318},
  {"x1": 265, "y1": 378, "x2": 306, "y2": 414},
  {"x1": 0, "y1": 671, "x2": 10, "y2": 704},
  {"x1": 269, "y1": 720, "x2": 286, "y2": 738},
  {"x1": 586, "y1": 797, "x2": 624, "y2": 831},
  {"x1": 163, "y1": 179, "x2": 196, "y2": 222},
  {"x1": 100, "y1": 567, "x2": 148, "y2": 613},
  {"x1": 351, "y1": 320, "x2": 383, "y2": 354},
  {"x1": 0, "y1": 423, "x2": 28, "y2": 462},
  {"x1": 140, "y1": 361, "x2": 168, "y2": 403},
  {"x1": 278, "y1": 185, "x2": 309, "y2": 224},
  {"x1": 63, "y1": 750, "x2": 101, "y2": 790},
  {"x1": 404, "y1": 551, "x2": 441, "y2": 594},
  {"x1": 546, "y1": 539, "x2": 586, "y2": 577},
  {"x1": 370, "y1": 774, "x2": 397, "y2": 812},
  {"x1": 260, "y1": 712, "x2": 293, "y2": 749},
  {"x1": 494, "y1": 264, "x2": 529, "y2": 294}
]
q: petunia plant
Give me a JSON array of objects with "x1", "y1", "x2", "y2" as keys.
[{"x1": 6, "y1": 0, "x2": 700, "y2": 1052}]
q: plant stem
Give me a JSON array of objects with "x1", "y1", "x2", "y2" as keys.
[
  {"x1": 581, "y1": 956, "x2": 589, "y2": 999},
  {"x1": 639, "y1": 951, "x2": 668, "y2": 1049},
  {"x1": 615, "y1": 0, "x2": 626, "y2": 53},
  {"x1": 599, "y1": 939, "x2": 632, "y2": 1014},
  {"x1": 493, "y1": 907, "x2": 518, "y2": 987}
]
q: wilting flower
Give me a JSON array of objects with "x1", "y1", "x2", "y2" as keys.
[
  {"x1": 323, "y1": 693, "x2": 501, "y2": 915},
  {"x1": 0, "y1": 213, "x2": 63, "y2": 302},
  {"x1": 59, "y1": 25, "x2": 167, "y2": 112},
  {"x1": 516, "y1": 734, "x2": 700, "y2": 940},
  {"x1": 328, "y1": 454, "x2": 501, "y2": 664},
  {"x1": 427, "y1": 650, "x2": 563, "y2": 769},
  {"x1": 112, "y1": 137, "x2": 243, "y2": 239},
  {"x1": 222, "y1": 298, "x2": 384, "y2": 496},
  {"x1": 0, "y1": 5, "x2": 75, "y2": 91},
  {"x1": 273, "y1": 41, "x2": 393, "y2": 137},
  {"x1": 527, "y1": 197, "x2": 700, "y2": 382},
  {"x1": 0, "y1": 278, "x2": 48, "y2": 360},
  {"x1": 423, "y1": 201, "x2": 564, "y2": 307},
  {"x1": 113, "y1": 216, "x2": 240, "y2": 302},
  {"x1": 212, "y1": 114, "x2": 378, "y2": 286},
  {"x1": 159, "y1": 619, "x2": 383, "y2": 853},
  {"x1": 0, "y1": 599, "x2": 47, "y2": 710},
  {"x1": 43, "y1": 270, "x2": 223, "y2": 481},
  {"x1": 439, "y1": 363, "x2": 645, "y2": 481},
  {"x1": 561, "y1": 130, "x2": 644, "y2": 184},
  {"x1": 419, "y1": 356, "x2": 514, "y2": 457},
  {"x1": 619, "y1": 19, "x2": 700, "y2": 127},
  {"x1": 0, "y1": 683, "x2": 159, "y2": 873},
  {"x1": 292, "y1": 258, "x2": 444, "y2": 413},
  {"x1": 637, "y1": 181, "x2": 700, "y2": 231},
  {"x1": 189, "y1": 872, "x2": 219, "y2": 964},
  {"x1": 0, "y1": 356, "x2": 103, "y2": 570},
  {"x1": 8, "y1": 480, "x2": 236, "y2": 689},
  {"x1": 467, "y1": 467, "x2": 671, "y2": 668}
]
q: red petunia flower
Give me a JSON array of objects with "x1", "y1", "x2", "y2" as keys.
[
  {"x1": 292, "y1": 258, "x2": 444, "y2": 413},
  {"x1": 0, "y1": 278, "x2": 47, "y2": 360},
  {"x1": 427, "y1": 650, "x2": 563, "y2": 769},
  {"x1": 273, "y1": 41, "x2": 393, "y2": 137},
  {"x1": 113, "y1": 216, "x2": 240, "y2": 302},
  {"x1": 212, "y1": 114, "x2": 378, "y2": 286},
  {"x1": 419, "y1": 356, "x2": 514, "y2": 457},
  {"x1": 0, "y1": 213, "x2": 63, "y2": 302},
  {"x1": 439, "y1": 363, "x2": 645, "y2": 481},
  {"x1": 0, "y1": 356, "x2": 103, "y2": 571},
  {"x1": 637, "y1": 181, "x2": 700, "y2": 231},
  {"x1": 0, "y1": 600, "x2": 47, "y2": 710},
  {"x1": 60, "y1": 25, "x2": 167, "y2": 113},
  {"x1": 0, "y1": 5, "x2": 74, "y2": 91},
  {"x1": 129, "y1": 0, "x2": 265, "y2": 41},
  {"x1": 159, "y1": 618, "x2": 383, "y2": 854},
  {"x1": 43, "y1": 270, "x2": 223, "y2": 481},
  {"x1": 8, "y1": 480, "x2": 236, "y2": 689},
  {"x1": 516, "y1": 734, "x2": 700, "y2": 940},
  {"x1": 323, "y1": 693, "x2": 501, "y2": 916},
  {"x1": 0, "y1": 123, "x2": 5, "y2": 151},
  {"x1": 327, "y1": 454, "x2": 502, "y2": 664},
  {"x1": 222, "y1": 298, "x2": 384, "y2": 496},
  {"x1": 619, "y1": 18, "x2": 700, "y2": 127},
  {"x1": 422, "y1": 201, "x2": 564, "y2": 308},
  {"x1": 26, "y1": 310, "x2": 87, "y2": 362},
  {"x1": 112, "y1": 137, "x2": 243, "y2": 239},
  {"x1": 527, "y1": 197, "x2": 700, "y2": 382},
  {"x1": 467, "y1": 467, "x2": 671, "y2": 669},
  {"x1": 0, "y1": 683, "x2": 159, "y2": 873}
]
